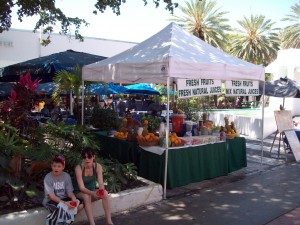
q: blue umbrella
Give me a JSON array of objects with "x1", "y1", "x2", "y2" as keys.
[
  {"x1": 36, "y1": 82, "x2": 58, "y2": 95},
  {"x1": 88, "y1": 83, "x2": 127, "y2": 95},
  {"x1": 152, "y1": 84, "x2": 174, "y2": 95},
  {"x1": 124, "y1": 83, "x2": 160, "y2": 95},
  {"x1": 1, "y1": 50, "x2": 107, "y2": 78}
]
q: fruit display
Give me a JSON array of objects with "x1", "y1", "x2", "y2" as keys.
[
  {"x1": 158, "y1": 132, "x2": 183, "y2": 147},
  {"x1": 141, "y1": 115, "x2": 161, "y2": 133},
  {"x1": 169, "y1": 132, "x2": 183, "y2": 147},
  {"x1": 219, "y1": 117, "x2": 237, "y2": 139},
  {"x1": 198, "y1": 112, "x2": 213, "y2": 135},
  {"x1": 137, "y1": 133, "x2": 160, "y2": 146},
  {"x1": 114, "y1": 130, "x2": 128, "y2": 140},
  {"x1": 114, "y1": 117, "x2": 141, "y2": 141}
]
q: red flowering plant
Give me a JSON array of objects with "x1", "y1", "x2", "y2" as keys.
[{"x1": 0, "y1": 72, "x2": 41, "y2": 131}]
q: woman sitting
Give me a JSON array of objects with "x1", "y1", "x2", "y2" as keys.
[{"x1": 73, "y1": 147, "x2": 113, "y2": 225}]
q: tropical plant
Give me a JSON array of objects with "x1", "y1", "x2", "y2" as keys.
[
  {"x1": 90, "y1": 106, "x2": 120, "y2": 131},
  {"x1": 100, "y1": 158, "x2": 138, "y2": 193},
  {"x1": 281, "y1": 1, "x2": 300, "y2": 48},
  {"x1": 140, "y1": 114, "x2": 162, "y2": 132},
  {"x1": 0, "y1": 122, "x2": 45, "y2": 211},
  {"x1": 228, "y1": 14, "x2": 280, "y2": 65},
  {"x1": 177, "y1": 98, "x2": 202, "y2": 121},
  {"x1": 52, "y1": 64, "x2": 82, "y2": 122},
  {"x1": 0, "y1": 72, "x2": 41, "y2": 132},
  {"x1": 36, "y1": 122, "x2": 100, "y2": 170},
  {"x1": 170, "y1": 0, "x2": 231, "y2": 50},
  {"x1": 0, "y1": 73, "x2": 141, "y2": 212}
]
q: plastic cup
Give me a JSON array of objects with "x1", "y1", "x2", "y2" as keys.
[
  {"x1": 96, "y1": 189, "x2": 105, "y2": 197},
  {"x1": 70, "y1": 201, "x2": 77, "y2": 207}
]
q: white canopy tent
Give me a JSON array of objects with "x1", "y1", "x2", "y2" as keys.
[
  {"x1": 82, "y1": 22, "x2": 265, "y2": 198},
  {"x1": 82, "y1": 22, "x2": 264, "y2": 83}
]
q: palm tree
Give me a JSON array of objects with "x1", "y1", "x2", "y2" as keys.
[
  {"x1": 281, "y1": 2, "x2": 300, "y2": 49},
  {"x1": 52, "y1": 64, "x2": 82, "y2": 121},
  {"x1": 171, "y1": 0, "x2": 231, "y2": 50},
  {"x1": 228, "y1": 15, "x2": 280, "y2": 65}
]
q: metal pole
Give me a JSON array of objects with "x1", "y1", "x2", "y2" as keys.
[
  {"x1": 81, "y1": 80, "x2": 85, "y2": 125},
  {"x1": 70, "y1": 91, "x2": 73, "y2": 115},
  {"x1": 260, "y1": 80, "x2": 266, "y2": 171},
  {"x1": 163, "y1": 77, "x2": 170, "y2": 199}
]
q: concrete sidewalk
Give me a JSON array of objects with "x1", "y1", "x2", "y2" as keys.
[
  {"x1": 77, "y1": 163, "x2": 300, "y2": 225},
  {"x1": 76, "y1": 133, "x2": 300, "y2": 225}
]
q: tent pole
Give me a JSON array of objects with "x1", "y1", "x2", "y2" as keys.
[
  {"x1": 163, "y1": 77, "x2": 170, "y2": 199},
  {"x1": 81, "y1": 80, "x2": 85, "y2": 125},
  {"x1": 70, "y1": 91, "x2": 73, "y2": 115},
  {"x1": 260, "y1": 80, "x2": 266, "y2": 172}
]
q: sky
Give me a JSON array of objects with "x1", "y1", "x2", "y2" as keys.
[{"x1": 10, "y1": 0, "x2": 299, "y2": 43}]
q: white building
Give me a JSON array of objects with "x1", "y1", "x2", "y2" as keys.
[
  {"x1": 266, "y1": 49, "x2": 300, "y2": 116},
  {"x1": 0, "y1": 29, "x2": 137, "y2": 68}
]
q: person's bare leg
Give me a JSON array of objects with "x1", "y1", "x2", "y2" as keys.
[
  {"x1": 77, "y1": 192, "x2": 95, "y2": 225},
  {"x1": 77, "y1": 203, "x2": 84, "y2": 211},
  {"x1": 102, "y1": 191, "x2": 113, "y2": 225}
]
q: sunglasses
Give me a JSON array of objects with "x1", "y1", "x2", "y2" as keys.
[{"x1": 82, "y1": 154, "x2": 93, "y2": 159}]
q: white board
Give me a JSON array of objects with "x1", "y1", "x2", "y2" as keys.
[
  {"x1": 177, "y1": 79, "x2": 222, "y2": 98},
  {"x1": 274, "y1": 110, "x2": 293, "y2": 133},
  {"x1": 225, "y1": 80, "x2": 259, "y2": 96},
  {"x1": 284, "y1": 130, "x2": 300, "y2": 162}
]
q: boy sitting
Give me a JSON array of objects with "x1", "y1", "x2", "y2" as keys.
[{"x1": 43, "y1": 155, "x2": 83, "y2": 224}]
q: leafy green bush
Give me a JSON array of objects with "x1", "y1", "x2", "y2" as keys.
[
  {"x1": 0, "y1": 75, "x2": 140, "y2": 212},
  {"x1": 99, "y1": 158, "x2": 138, "y2": 193},
  {"x1": 90, "y1": 106, "x2": 120, "y2": 131}
]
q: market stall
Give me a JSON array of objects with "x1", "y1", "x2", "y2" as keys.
[
  {"x1": 93, "y1": 130, "x2": 247, "y2": 189},
  {"x1": 94, "y1": 131, "x2": 139, "y2": 166},
  {"x1": 82, "y1": 22, "x2": 265, "y2": 197},
  {"x1": 227, "y1": 137, "x2": 247, "y2": 172},
  {"x1": 139, "y1": 141, "x2": 228, "y2": 189}
]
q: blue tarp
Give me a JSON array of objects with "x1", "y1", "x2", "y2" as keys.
[
  {"x1": 88, "y1": 83, "x2": 128, "y2": 95},
  {"x1": 124, "y1": 83, "x2": 160, "y2": 95}
]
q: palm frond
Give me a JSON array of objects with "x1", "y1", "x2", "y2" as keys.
[
  {"x1": 229, "y1": 14, "x2": 280, "y2": 65},
  {"x1": 170, "y1": 0, "x2": 230, "y2": 50},
  {"x1": 281, "y1": 2, "x2": 300, "y2": 48}
]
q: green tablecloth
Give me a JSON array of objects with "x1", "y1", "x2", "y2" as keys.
[
  {"x1": 93, "y1": 131, "x2": 139, "y2": 166},
  {"x1": 139, "y1": 142, "x2": 229, "y2": 189},
  {"x1": 93, "y1": 131, "x2": 247, "y2": 189},
  {"x1": 227, "y1": 137, "x2": 247, "y2": 172}
]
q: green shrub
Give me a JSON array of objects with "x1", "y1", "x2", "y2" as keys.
[
  {"x1": 99, "y1": 158, "x2": 137, "y2": 193},
  {"x1": 90, "y1": 106, "x2": 120, "y2": 131}
]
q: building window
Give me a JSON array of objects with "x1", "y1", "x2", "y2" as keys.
[{"x1": 0, "y1": 40, "x2": 13, "y2": 47}]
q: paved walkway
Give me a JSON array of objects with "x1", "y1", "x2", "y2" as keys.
[{"x1": 76, "y1": 133, "x2": 300, "y2": 225}]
